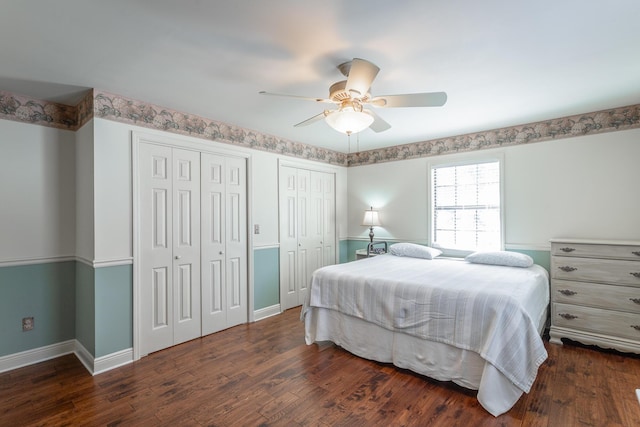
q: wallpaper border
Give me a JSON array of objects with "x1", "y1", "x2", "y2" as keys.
[
  {"x1": 1, "y1": 88, "x2": 638, "y2": 167},
  {"x1": 0, "y1": 90, "x2": 78, "y2": 130},
  {"x1": 347, "y1": 104, "x2": 640, "y2": 166},
  {"x1": 92, "y1": 90, "x2": 348, "y2": 166}
]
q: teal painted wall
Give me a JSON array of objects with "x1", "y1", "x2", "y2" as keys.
[
  {"x1": 0, "y1": 262, "x2": 75, "y2": 357},
  {"x1": 0, "y1": 261, "x2": 133, "y2": 359},
  {"x1": 75, "y1": 262, "x2": 95, "y2": 356},
  {"x1": 346, "y1": 240, "x2": 373, "y2": 262},
  {"x1": 339, "y1": 239, "x2": 349, "y2": 264},
  {"x1": 509, "y1": 249, "x2": 551, "y2": 272},
  {"x1": 254, "y1": 248, "x2": 279, "y2": 310},
  {"x1": 95, "y1": 265, "x2": 132, "y2": 357}
]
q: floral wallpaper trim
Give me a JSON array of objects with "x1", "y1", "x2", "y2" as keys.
[
  {"x1": 77, "y1": 90, "x2": 95, "y2": 129},
  {"x1": 347, "y1": 104, "x2": 640, "y2": 166},
  {"x1": 0, "y1": 90, "x2": 78, "y2": 130},
  {"x1": 92, "y1": 90, "x2": 349, "y2": 166},
  {"x1": 2, "y1": 88, "x2": 638, "y2": 168}
]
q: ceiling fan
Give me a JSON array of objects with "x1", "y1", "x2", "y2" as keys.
[{"x1": 260, "y1": 58, "x2": 447, "y2": 135}]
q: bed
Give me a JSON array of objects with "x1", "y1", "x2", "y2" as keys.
[{"x1": 301, "y1": 251, "x2": 550, "y2": 416}]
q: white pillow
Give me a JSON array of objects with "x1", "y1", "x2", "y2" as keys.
[
  {"x1": 389, "y1": 243, "x2": 442, "y2": 260},
  {"x1": 465, "y1": 251, "x2": 533, "y2": 268}
]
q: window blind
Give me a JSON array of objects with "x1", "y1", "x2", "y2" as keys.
[{"x1": 431, "y1": 161, "x2": 501, "y2": 251}]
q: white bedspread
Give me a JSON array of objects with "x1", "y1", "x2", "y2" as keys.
[{"x1": 301, "y1": 255, "x2": 549, "y2": 394}]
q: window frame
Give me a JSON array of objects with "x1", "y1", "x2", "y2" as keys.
[{"x1": 427, "y1": 153, "x2": 505, "y2": 257}]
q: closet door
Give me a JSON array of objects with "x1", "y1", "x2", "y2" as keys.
[
  {"x1": 279, "y1": 166, "x2": 337, "y2": 311},
  {"x1": 201, "y1": 153, "x2": 247, "y2": 335},
  {"x1": 224, "y1": 156, "x2": 248, "y2": 328},
  {"x1": 172, "y1": 149, "x2": 201, "y2": 344},
  {"x1": 305, "y1": 172, "x2": 325, "y2": 302},
  {"x1": 296, "y1": 169, "x2": 313, "y2": 306},
  {"x1": 321, "y1": 172, "x2": 336, "y2": 266},
  {"x1": 139, "y1": 144, "x2": 201, "y2": 356},
  {"x1": 279, "y1": 166, "x2": 299, "y2": 311}
]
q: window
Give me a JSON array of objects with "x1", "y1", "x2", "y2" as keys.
[{"x1": 430, "y1": 160, "x2": 502, "y2": 253}]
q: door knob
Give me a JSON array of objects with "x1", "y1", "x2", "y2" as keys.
[
  {"x1": 219, "y1": 251, "x2": 224, "y2": 255},
  {"x1": 175, "y1": 255, "x2": 181, "y2": 260}
]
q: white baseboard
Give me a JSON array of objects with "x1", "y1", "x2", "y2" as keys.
[
  {"x1": 0, "y1": 340, "x2": 75, "y2": 373},
  {"x1": 73, "y1": 340, "x2": 95, "y2": 374},
  {"x1": 93, "y1": 348, "x2": 133, "y2": 375},
  {"x1": 254, "y1": 304, "x2": 281, "y2": 321},
  {"x1": 0, "y1": 340, "x2": 133, "y2": 376}
]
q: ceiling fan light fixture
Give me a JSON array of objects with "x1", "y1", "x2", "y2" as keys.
[
  {"x1": 325, "y1": 109, "x2": 374, "y2": 134},
  {"x1": 324, "y1": 101, "x2": 374, "y2": 134}
]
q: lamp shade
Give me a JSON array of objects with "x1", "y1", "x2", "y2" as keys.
[
  {"x1": 325, "y1": 109, "x2": 374, "y2": 134},
  {"x1": 361, "y1": 208, "x2": 381, "y2": 227}
]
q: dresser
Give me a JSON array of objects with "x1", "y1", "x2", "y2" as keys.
[{"x1": 549, "y1": 239, "x2": 640, "y2": 353}]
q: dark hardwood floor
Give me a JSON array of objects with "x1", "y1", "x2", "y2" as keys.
[{"x1": 1, "y1": 308, "x2": 640, "y2": 426}]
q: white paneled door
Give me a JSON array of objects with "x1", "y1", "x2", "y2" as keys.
[
  {"x1": 320, "y1": 171, "x2": 336, "y2": 267},
  {"x1": 279, "y1": 166, "x2": 299, "y2": 310},
  {"x1": 138, "y1": 142, "x2": 248, "y2": 356},
  {"x1": 279, "y1": 165, "x2": 336, "y2": 311},
  {"x1": 201, "y1": 153, "x2": 247, "y2": 335},
  {"x1": 139, "y1": 143, "x2": 201, "y2": 355}
]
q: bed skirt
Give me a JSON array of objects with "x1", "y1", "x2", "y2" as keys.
[{"x1": 304, "y1": 306, "x2": 548, "y2": 416}]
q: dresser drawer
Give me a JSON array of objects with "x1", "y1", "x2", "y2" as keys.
[
  {"x1": 553, "y1": 303, "x2": 640, "y2": 341},
  {"x1": 551, "y1": 256, "x2": 640, "y2": 286},
  {"x1": 552, "y1": 279, "x2": 640, "y2": 313},
  {"x1": 551, "y1": 242, "x2": 640, "y2": 260}
]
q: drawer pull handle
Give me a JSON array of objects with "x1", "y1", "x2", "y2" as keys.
[
  {"x1": 559, "y1": 266, "x2": 577, "y2": 272},
  {"x1": 631, "y1": 272, "x2": 640, "y2": 278},
  {"x1": 558, "y1": 289, "x2": 577, "y2": 296},
  {"x1": 632, "y1": 251, "x2": 640, "y2": 257},
  {"x1": 631, "y1": 325, "x2": 640, "y2": 331},
  {"x1": 630, "y1": 298, "x2": 640, "y2": 305},
  {"x1": 560, "y1": 247, "x2": 576, "y2": 253},
  {"x1": 559, "y1": 313, "x2": 578, "y2": 320}
]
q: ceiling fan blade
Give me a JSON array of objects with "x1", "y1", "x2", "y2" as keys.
[
  {"x1": 344, "y1": 58, "x2": 380, "y2": 98},
  {"x1": 365, "y1": 109, "x2": 391, "y2": 133},
  {"x1": 294, "y1": 112, "x2": 327, "y2": 127},
  {"x1": 370, "y1": 92, "x2": 447, "y2": 108},
  {"x1": 259, "y1": 91, "x2": 333, "y2": 104}
]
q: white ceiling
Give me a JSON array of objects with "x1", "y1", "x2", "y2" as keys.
[{"x1": 1, "y1": 0, "x2": 639, "y2": 153}]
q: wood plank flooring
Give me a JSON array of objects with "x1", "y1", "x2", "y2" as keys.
[{"x1": 2, "y1": 308, "x2": 640, "y2": 426}]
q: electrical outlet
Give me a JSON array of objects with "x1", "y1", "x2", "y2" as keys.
[
  {"x1": 254, "y1": 224, "x2": 260, "y2": 234},
  {"x1": 22, "y1": 317, "x2": 34, "y2": 331}
]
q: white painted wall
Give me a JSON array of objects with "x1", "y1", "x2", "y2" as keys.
[
  {"x1": 75, "y1": 121, "x2": 94, "y2": 263},
  {"x1": 93, "y1": 119, "x2": 132, "y2": 263},
  {"x1": 251, "y1": 150, "x2": 281, "y2": 247},
  {"x1": 348, "y1": 158, "x2": 428, "y2": 243},
  {"x1": 347, "y1": 128, "x2": 640, "y2": 249},
  {"x1": 0, "y1": 120, "x2": 76, "y2": 263}
]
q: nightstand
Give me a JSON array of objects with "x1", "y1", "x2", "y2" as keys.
[{"x1": 356, "y1": 241, "x2": 388, "y2": 260}]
